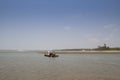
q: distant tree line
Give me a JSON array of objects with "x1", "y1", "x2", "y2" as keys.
[
  {"x1": 56, "y1": 44, "x2": 120, "y2": 51},
  {"x1": 95, "y1": 44, "x2": 110, "y2": 50},
  {"x1": 94, "y1": 44, "x2": 120, "y2": 50}
]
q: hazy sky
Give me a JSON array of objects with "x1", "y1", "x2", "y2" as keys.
[{"x1": 0, "y1": 0, "x2": 120, "y2": 50}]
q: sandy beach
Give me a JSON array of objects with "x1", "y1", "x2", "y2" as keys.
[
  {"x1": 54, "y1": 50, "x2": 120, "y2": 54},
  {"x1": 0, "y1": 50, "x2": 120, "y2": 54}
]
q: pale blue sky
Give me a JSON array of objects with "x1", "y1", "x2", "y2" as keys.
[{"x1": 0, "y1": 0, "x2": 120, "y2": 50}]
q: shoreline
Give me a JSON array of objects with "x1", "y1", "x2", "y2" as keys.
[
  {"x1": 0, "y1": 50, "x2": 120, "y2": 54},
  {"x1": 54, "y1": 50, "x2": 120, "y2": 54}
]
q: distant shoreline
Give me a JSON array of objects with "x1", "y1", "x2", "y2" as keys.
[
  {"x1": 0, "y1": 50, "x2": 120, "y2": 54},
  {"x1": 54, "y1": 50, "x2": 120, "y2": 54}
]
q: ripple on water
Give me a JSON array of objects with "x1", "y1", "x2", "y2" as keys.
[{"x1": 0, "y1": 53, "x2": 120, "y2": 80}]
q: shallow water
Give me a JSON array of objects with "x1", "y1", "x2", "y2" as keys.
[{"x1": 0, "y1": 52, "x2": 120, "y2": 80}]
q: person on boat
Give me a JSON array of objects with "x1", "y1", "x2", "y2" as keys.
[
  {"x1": 48, "y1": 51, "x2": 53, "y2": 57},
  {"x1": 45, "y1": 50, "x2": 58, "y2": 57},
  {"x1": 49, "y1": 52, "x2": 52, "y2": 57}
]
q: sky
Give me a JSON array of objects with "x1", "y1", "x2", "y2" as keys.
[{"x1": 0, "y1": 0, "x2": 120, "y2": 50}]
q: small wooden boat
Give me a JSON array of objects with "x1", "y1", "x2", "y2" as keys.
[
  {"x1": 44, "y1": 54, "x2": 59, "y2": 57},
  {"x1": 45, "y1": 50, "x2": 59, "y2": 57}
]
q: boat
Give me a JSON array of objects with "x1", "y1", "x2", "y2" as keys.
[
  {"x1": 44, "y1": 54, "x2": 59, "y2": 57},
  {"x1": 44, "y1": 50, "x2": 59, "y2": 57}
]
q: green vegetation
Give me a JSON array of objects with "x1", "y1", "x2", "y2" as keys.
[
  {"x1": 95, "y1": 44, "x2": 120, "y2": 50},
  {"x1": 95, "y1": 44, "x2": 110, "y2": 50},
  {"x1": 56, "y1": 44, "x2": 120, "y2": 51}
]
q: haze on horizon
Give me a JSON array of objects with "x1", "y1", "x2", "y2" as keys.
[{"x1": 0, "y1": 0, "x2": 120, "y2": 50}]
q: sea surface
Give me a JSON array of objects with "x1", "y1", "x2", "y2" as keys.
[{"x1": 0, "y1": 52, "x2": 120, "y2": 80}]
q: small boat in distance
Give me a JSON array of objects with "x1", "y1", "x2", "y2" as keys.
[{"x1": 44, "y1": 51, "x2": 59, "y2": 57}]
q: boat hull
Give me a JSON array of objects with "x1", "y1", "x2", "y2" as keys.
[{"x1": 44, "y1": 54, "x2": 59, "y2": 57}]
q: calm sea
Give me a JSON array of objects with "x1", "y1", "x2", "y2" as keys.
[{"x1": 0, "y1": 52, "x2": 120, "y2": 80}]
